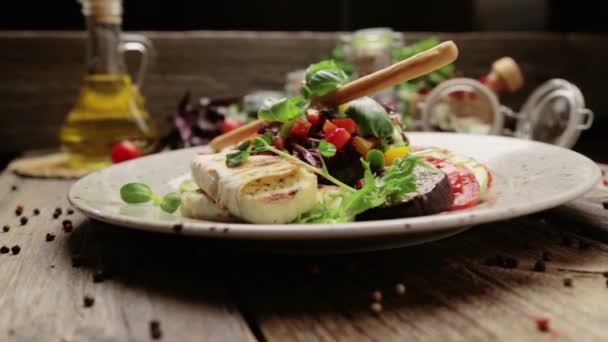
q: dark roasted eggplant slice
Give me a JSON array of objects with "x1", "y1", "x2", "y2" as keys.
[{"x1": 357, "y1": 165, "x2": 454, "y2": 220}]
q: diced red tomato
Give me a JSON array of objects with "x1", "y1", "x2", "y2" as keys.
[
  {"x1": 306, "y1": 109, "x2": 322, "y2": 127},
  {"x1": 332, "y1": 118, "x2": 357, "y2": 134},
  {"x1": 425, "y1": 157, "x2": 480, "y2": 211},
  {"x1": 326, "y1": 128, "x2": 351, "y2": 150},
  {"x1": 322, "y1": 120, "x2": 338, "y2": 135},
  {"x1": 272, "y1": 137, "x2": 285, "y2": 150},
  {"x1": 111, "y1": 140, "x2": 142, "y2": 163},
  {"x1": 290, "y1": 118, "x2": 312, "y2": 138},
  {"x1": 220, "y1": 116, "x2": 242, "y2": 133}
]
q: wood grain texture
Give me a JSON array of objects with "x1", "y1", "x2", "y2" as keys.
[
  {"x1": 231, "y1": 216, "x2": 608, "y2": 342},
  {"x1": 0, "y1": 31, "x2": 607, "y2": 162},
  {"x1": 0, "y1": 171, "x2": 255, "y2": 342}
]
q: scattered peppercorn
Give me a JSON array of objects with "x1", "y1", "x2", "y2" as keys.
[
  {"x1": 3, "y1": 225, "x2": 9, "y2": 232},
  {"x1": 0, "y1": 246, "x2": 9, "y2": 254},
  {"x1": 11, "y1": 185, "x2": 17, "y2": 191},
  {"x1": 563, "y1": 278, "x2": 573, "y2": 287},
  {"x1": 542, "y1": 251, "x2": 553, "y2": 262},
  {"x1": 54, "y1": 207, "x2": 62, "y2": 215},
  {"x1": 370, "y1": 302, "x2": 383, "y2": 315},
  {"x1": 20, "y1": 216, "x2": 28, "y2": 226},
  {"x1": 533, "y1": 260, "x2": 546, "y2": 272},
  {"x1": 603, "y1": 271, "x2": 608, "y2": 278},
  {"x1": 395, "y1": 283, "x2": 407, "y2": 296},
  {"x1": 45, "y1": 233, "x2": 55, "y2": 242},
  {"x1": 172, "y1": 224, "x2": 183, "y2": 234},
  {"x1": 150, "y1": 320, "x2": 162, "y2": 340},
  {"x1": 62, "y1": 220, "x2": 73, "y2": 233},
  {"x1": 11, "y1": 245, "x2": 21, "y2": 255},
  {"x1": 53, "y1": 212, "x2": 60, "y2": 219},
  {"x1": 67, "y1": 209, "x2": 74, "y2": 215},
  {"x1": 33, "y1": 209, "x2": 40, "y2": 216},
  {"x1": 15, "y1": 205, "x2": 23, "y2": 216},
  {"x1": 603, "y1": 202, "x2": 608, "y2": 210},
  {"x1": 371, "y1": 290, "x2": 383, "y2": 302},
  {"x1": 535, "y1": 317, "x2": 550, "y2": 332},
  {"x1": 83, "y1": 296, "x2": 95, "y2": 308},
  {"x1": 578, "y1": 240, "x2": 590, "y2": 250}
]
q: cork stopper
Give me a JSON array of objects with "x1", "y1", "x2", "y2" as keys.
[
  {"x1": 80, "y1": 0, "x2": 122, "y2": 24},
  {"x1": 487, "y1": 57, "x2": 524, "y2": 93}
]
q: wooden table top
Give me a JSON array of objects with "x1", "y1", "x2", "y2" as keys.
[{"x1": 1, "y1": 164, "x2": 608, "y2": 342}]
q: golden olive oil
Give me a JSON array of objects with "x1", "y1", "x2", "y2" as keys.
[{"x1": 60, "y1": 74, "x2": 157, "y2": 169}]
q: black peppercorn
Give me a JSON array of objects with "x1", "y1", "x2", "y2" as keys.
[
  {"x1": 172, "y1": 224, "x2": 183, "y2": 233},
  {"x1": 33, "y1": 209, "x2": 40, "y2": 216},
  {"x1": 20, "y1": 216, "x2": 28, "y2": 226},
  {"x1": 45, "y1": 233, "x2": 55, "y2": 242},
  {"x1": 83, "y1": 296, "x2": 95, "y2": 308},
  {"x1": 11, "y1": 245, "x2": 20, "y2": 255},
  {"x1": 0, "y1": 246, "x2": 9, "y2": 254},
  {"x1": 563, "y1": 278, "x2": 573, "y2": 287},
  {"x1": 533, "y1": 260, "x2": 546, "y2": 272},
  {"x1": 150, "y1": 321, "x2": 162, "y2": 340},
  {"x1": 54, "y1": 207, "x2": 62, "y2": 215},
  {"x1": 62, "y1": 220, "x2": 73, "y2": 233},
  {"x1": 603, "y1": 202, "x2": 608, "y2": 210},
  {"x1": 67, "y1": 209, "x2": 74, "y2": 215},
  {"x1": 15, "y1": 206, "x2": 23, "y2": 216},
  {"x1": 3, "y1": 225, "x2": 9, "y2": 232},
  {"x1": 11, "y1": 185, "x2": 17, "y2": 191}
]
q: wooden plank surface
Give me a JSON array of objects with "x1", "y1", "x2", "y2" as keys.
[
  {"x1": 2, "y1": 169, "x2": 608, "y2": 341},
  {"x1": 0, "y1": 31, "x2": 607, "y2": 162},
  {"x1": 0, "y1": 171, "x2": 255, "y2": 342}
]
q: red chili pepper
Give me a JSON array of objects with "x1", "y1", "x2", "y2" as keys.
[
  {"x1": 326, "y1": 128, "x2": 351, "y2": 150},
  {"x1": 322, "y1": 120, "x2": 338, "y2": 135},
  {"x1": 306, "y1": 109, "x2": 322, "y2": 127},
  {"x1": 332, "y1": 118, "x2": 358, "y2": 134}
]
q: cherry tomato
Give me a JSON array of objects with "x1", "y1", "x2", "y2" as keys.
[
  {"x1": 272, "y1": 137, "x2": 285, "y2": 150},
  {"x1": 289, "y1": 118, "x2": 312, "y2": 138},
  {"x1": 322, "y1": 120, "x2": 338, "y2": 135},
  {"x1": 111, "y1": 140, "x2": 142, "y2": 164},
  {"x1": 306, "y1": 109, "x2": 322, "y2": 127},
  {"x1": 332, "y1": 118, "x2": 357, "y2": 134},
  {"x1": 220, "y1": 116, "x2": 242, "y2": 133},
  {"x1": 326, "y1": 128, "x2": 351, "y2": 150},
  {"x1": 425, "y1": 157, "x2": 480, "y2": 211}
]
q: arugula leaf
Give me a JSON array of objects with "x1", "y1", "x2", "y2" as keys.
[
  {"x1": 344, "y1": 97, "x2": 394, "y2": 138},
  {"x1": 301, "y1": 60, "x2": 349, "y2": 98},
  {"x1": 258, "y1": 96, "x2": 306, "y2": 123},
  {"x1": 318, "y1": 140, "x2": 337, "y2": 158}
]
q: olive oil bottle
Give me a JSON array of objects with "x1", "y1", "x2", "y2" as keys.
[{"x1": 61, "y1": 0, "x2": 157, "y2": 169}]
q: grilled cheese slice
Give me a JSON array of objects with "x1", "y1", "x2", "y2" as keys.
[{"x1": 190, "y1": 153, "x2": 318, "y2": 224}]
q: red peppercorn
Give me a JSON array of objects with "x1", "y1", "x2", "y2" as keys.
[{"x1": 535, "y1": 317, "x2": 550, "y2": 332}]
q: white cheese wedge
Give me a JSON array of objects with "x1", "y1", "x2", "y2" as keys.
[
  {"x1": 180, "y1": 190, "x2": 236, "y2": 222},
  {"x1": 190, "y1": 153, "x2": 318, "y2": 224}
]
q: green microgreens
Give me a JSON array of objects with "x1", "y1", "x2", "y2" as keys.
[{"x1": 120, "y1": 182, "x2": 182, "y2": 214}]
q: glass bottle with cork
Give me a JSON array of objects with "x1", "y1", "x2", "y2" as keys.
[{"x1": 60, "y1": 0, "x2": 157, "y2": 169}]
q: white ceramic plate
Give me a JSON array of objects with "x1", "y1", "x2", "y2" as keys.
[{"x1": 68, "y1": 133, "x2": 600, "y2": 252}]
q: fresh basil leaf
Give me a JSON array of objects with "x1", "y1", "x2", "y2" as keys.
[
  {"x1": 120, "y1": 183, "x2": 154, "y2": 204},
  {"x1": 258, "y1": 96, "x2": 305, "y2": 123},
  {"x1": 344, "y1": 97, "x2": 394, "y2": 138},
  {"x1": 226, "y1": 140, "x2": 252, "y2": 167},
  {"x1": 318, "y1": 140, "x2": 337, "y2": 158},
  {"x1": 160, "y1": 192, "x2": 182, "y2": 213},
  {"x1": 302, "y1": 60, "x2": 349, "y2": 98}
]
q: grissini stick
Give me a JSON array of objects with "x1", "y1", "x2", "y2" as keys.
[{"x1": 210, "y1": 40, "x2": 459, "y2": 152}]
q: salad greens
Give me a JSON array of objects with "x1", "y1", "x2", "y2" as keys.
[
  {"x1": 318, "y1": 140, "x2": 337, "y2": 158},
  {"x1": 295, "y1": 156, "x2": 420, "y2": 224},
  {"x1": 258, "y1": 96, "x2": 306, "y2": 123},
  {"x1": 301, "y1": 60, "x2": 350, "y2": 98},
  {"x1": 120, "y1": 183, "x2": 182, "y2": 214},
  {"x1": 343, "y1": 97, "x2": 394, "y2": 138}
]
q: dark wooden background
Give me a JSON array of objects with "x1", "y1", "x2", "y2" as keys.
[{"x1": 1, "y1": 31, "x2": 607, "y2": 162}]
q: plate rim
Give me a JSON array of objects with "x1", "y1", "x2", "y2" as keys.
[{"x1": 68, "y1": 132, "x2": 601, "y2": 240}]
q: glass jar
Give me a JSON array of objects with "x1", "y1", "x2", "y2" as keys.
[{"x1": 60, "y1": 0, "x2": 157, "y2": 169}]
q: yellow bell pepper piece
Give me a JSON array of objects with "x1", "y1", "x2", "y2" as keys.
[{"x1": 384, "y1": 146, "x2": 410, "y2": 165}]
